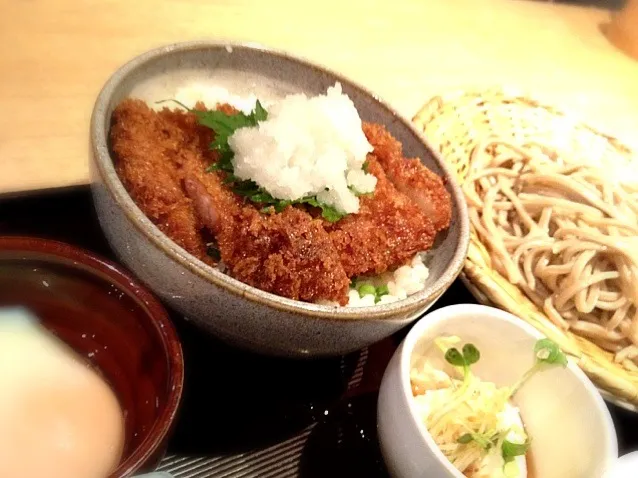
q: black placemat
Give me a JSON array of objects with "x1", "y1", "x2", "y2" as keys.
[{"x1": 2, "y1": 187, "x2": 637, "y2": 477}]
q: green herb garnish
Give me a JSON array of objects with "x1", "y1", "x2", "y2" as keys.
[
  {"x1": 534, "y1": 338, "x2": 569, "y2": 367},
  {"x1": 445, "y1": 343, "x2": 480, "y2": 375},
  {"x1": 456, "y1": 431, "x2": 530, "y2": 473},
  {"x1": 501, "y1": 439, "x2": 530, "y2": 464},
  {"x1": 206, "y1": 242, "x2": 221, "y2": 261},
  {"x1": 462, "y1": 343, "x2": 480, "y2": 365},
  {"x1": 508, "y1": 338, "x2": 568, "y2": 396},
  {"x1": 197, "y1": 101, "x2": 268, "y2": 173},
  {"x1": 444, "y1": 347, "x2": 465, "y2": 367},
  {"x1": 301, "y1": 196, "x2": 346, "y2": 222},
  {"x1": 258, "y1": 194, "x2": 346, "y2": 222},
  {"x1": 428, "y1": 340, "x2": 481, "y2": 429},
  {"x1": 457, "y1": 433, "x2": 474, "y2": 445},
  {"x1": 435, "y1": 338, "x2": 566, "y2": 474},
  {"x1": 160, "y1": 99, "x2": 348, "y2": 223},
  {"x1": 428, "y1": 342, "x2": 481, "y2": 428}
]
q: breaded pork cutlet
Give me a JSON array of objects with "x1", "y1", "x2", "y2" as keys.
[
  {"x1": 111, "y1": 100, "x2": 350, "y2": 304},
  {"x1": 363, "y1": 122, "x2": 452, "y2": 233},
  {"x1": 182, "y1": 161, "x2": 351, "y2": 305},
  {"x1": 325, "y1": 155, "x2": 436, "y2": 277},
  {"x1": 110, "y1": 99, "x2": 212, "y2": 264},
  {"x1": 111, "y1": 100, "x2": 452, "y2": 305}
]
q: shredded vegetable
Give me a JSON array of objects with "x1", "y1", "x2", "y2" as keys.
[{"x1": 410, "y1": 336, "x2": 567, "y2": 477}]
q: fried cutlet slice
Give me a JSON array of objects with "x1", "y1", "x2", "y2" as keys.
[
  {"x1": 113, "y1": 100, "x2": 350, "y2": 304},
  {"x1": 110, "y1": 99, "x2": 212, "y2": 264},
  {"x1": 220, "y1": 205, "x2": 351, "y2": 305},
  {"x1": 362, "y1": 122, "x2": 452, "y2": 232},
  {"x1": 326, "y1": 155, "x2": 436, "y2": 277},
  {"x1": 182, "y1": 165, "x2": 351, "y2": 305}
]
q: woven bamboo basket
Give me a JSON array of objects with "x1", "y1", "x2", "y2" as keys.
[{"x1": 412, "y1": 88, "x2": 638, "y2": 409}]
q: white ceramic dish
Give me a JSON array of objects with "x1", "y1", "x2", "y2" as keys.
[{"x1": 377, "y1": 304, "x2": 618, "y2": 478}]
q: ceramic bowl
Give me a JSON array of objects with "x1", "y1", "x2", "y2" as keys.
[
  {"x1": 0, "y1": 236, "x2": 184, "y2": 477},
  {"x1": 89, "y1": 41, "x2": 469, "y2": 357},
  {"x1": 377, "y1": 304, "x2": 618, "y2": 478}
]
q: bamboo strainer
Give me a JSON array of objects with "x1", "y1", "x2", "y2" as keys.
[{"x1": 412, "y1": 88, "x2": 638, "y2": 409}]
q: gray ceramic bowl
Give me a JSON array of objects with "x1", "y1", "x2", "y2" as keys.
[{"x1": 89, "y1": 41, "x2": 469, "y2": 357}]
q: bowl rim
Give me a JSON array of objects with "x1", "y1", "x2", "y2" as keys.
[
  {"x1": 0, "y1": 236, "x2": 185, "y2": 477},
  {"x1": 397, "y1": 303, "x2": 618, "y2": 476},
  {"x1": 90, "y1": 40, "x2": 470, "y2": 321}
]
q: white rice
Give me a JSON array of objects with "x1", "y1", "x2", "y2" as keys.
[
  {"x1": 346, "y1": 252, "x2": 430, "y2": 307},
  {"x1": 174, "y1": 84, "x2": 258, "y2": 115},
  {"x1": 228, "y1": 83, "x2": 377, "y2": 214}
]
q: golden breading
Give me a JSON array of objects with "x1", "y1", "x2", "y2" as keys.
[
  {"x1": 110, "y1": 101, "x2": 453, "y2": 305},
  {"x1": 181, "y1": 159, "x2": 351, "y2": 305},
  {"x1": 326, "y1": 155, "x2": 436, "y2": 277},
  {"x1": 111, "y1": 99, "x2": 350, "y2": 304},
  {"x1": 110, "y1": 99, "x2": 212, "y2": 264},
  {"x1": 363, "y1": 122, "x2": 452, "y2": 233},
  {"x1": 219, "y1": 204, "x2": 351, "y2": 305}
]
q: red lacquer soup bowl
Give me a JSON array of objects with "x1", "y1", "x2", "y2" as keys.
[{"x1": 0, "y1": 236, "x2": 184, "y2": 477}]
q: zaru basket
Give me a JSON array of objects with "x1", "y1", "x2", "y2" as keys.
[{"x1": 412, "y1": 88, "x2": 638, "y2": 410}]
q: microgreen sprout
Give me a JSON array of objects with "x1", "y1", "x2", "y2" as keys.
[
  {"x1": 428, "y1": 340, "x2": 480, "y2": 430},
  {"x1": 509, "y1": 338, "x2": 568, "y2": 397},
  {"x1": 462, "y1": 343, "x2": 480, "y2": 365},
  {"x1": 430, "y1": 337, "x2": 565, "y2": 475},
  {"x1": 445, "y1": 343, "x2": 480, "y2": 379},
  {"x1": 534, "y1": 338, "x2": 568, "y2": 367},
  {"x1": 456, "y1": 430, "x2": 530, "y2": 475},
  {"x1": 444, "y1": 347, "x2": 465, "y2": 367}
]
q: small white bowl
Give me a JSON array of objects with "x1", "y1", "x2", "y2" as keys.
[{"x1": 377, "y1": 304, "x2": 618, "y2": 478}]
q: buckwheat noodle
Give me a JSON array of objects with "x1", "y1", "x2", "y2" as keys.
[{"x1": 466, "y1": 138, "x2": 638, "y2": 365}]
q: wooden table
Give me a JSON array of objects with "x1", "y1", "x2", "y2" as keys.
[
  {"x1": 606, "y1": 0, "x2": 638, "y2": 60},
  {"x1": 1, "y1": 0, "x2": 637, "y2": 195}
]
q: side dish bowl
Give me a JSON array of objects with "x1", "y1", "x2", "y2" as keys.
[
  {"x1": 377, "y1": 304, "x2": 617, "y2": 478},
  {"x1": 0, "y1": 236, "x2": 184, "y2": 477},
  {"x1": 90, "y1": 41, "x2": 469, "y2": 357}
]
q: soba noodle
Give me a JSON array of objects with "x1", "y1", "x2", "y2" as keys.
[{"x1": 466, "y1": 138, "x2": 638, "y2": 365}]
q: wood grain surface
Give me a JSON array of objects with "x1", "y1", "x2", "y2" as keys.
[
  {"x1": 1, "y1": 0, "x2": 637, "y2": 195},
  {"x1": 605, "y1": 0, "x2": 638, "y2": 60}
]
